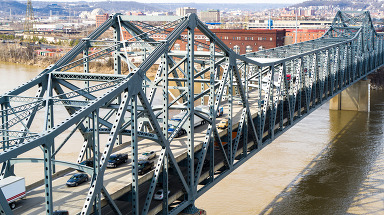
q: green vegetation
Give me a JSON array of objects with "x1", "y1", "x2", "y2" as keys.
[
  {"x1": 30, "y1": 36, "x2": 48, "y2": 44},
  {"x1": 69, "y1": 39, "x2": 80, "y2": 47},
  {"x1": 0, "y1": 34, "x2": 17, "y2": 40}
]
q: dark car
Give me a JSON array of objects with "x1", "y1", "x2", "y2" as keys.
[
  {"x1": 66, "y1": 173, "x2": 88, "y2": 187},
  {"x1": 80, "y1": 159, "x2": 93, "y2": 167},
  {"x1": 78, "y1": 159, "x2": 93, "y2": 172},
  {"x1": 107, "y1": 153, "x2": 128, "y2": 168},
  {"x1": 138, "y1": 160, "x2": 154, "y2": 175},
  {"x1": 53, "y1": 210, "x2": 69, "y2": 215}
]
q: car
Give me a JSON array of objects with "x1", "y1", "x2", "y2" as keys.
[
  {"x1": 66, "y1": 173, "x2": 88, "y2": 187},
  {"x1": 139, "y1": 151, "x2": 156, "y2": 161},
  {"x1": 77, "y1": 158, "x2": 93, "y2": 172},
  {"x1": 138, "y1": 160, "x2": 154, "y2": 175},
  {"x1": 53, "y1": 210, "x2": 69, "y2": 215},
  {"x1": 107, "y1": 153, "x2": 128, "y2": 168},
  {"x1": 217, "y1": 118, "x2": 229, "y2": 129},
  {"x1": 153, "y1": 189, "x2": 170, "y2": 200},
  {"x1": 79, "y1": 159, "x2": 93, "y2": 167},
  {"x1": 78, "y1": 159, "x2": 94, "y2": 171}
]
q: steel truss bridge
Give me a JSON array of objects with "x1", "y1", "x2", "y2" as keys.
[{"x1": 0, "y1": 10, "x2": 382, "y2": 215}]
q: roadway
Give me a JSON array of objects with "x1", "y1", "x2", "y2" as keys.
[{"x1": 13, "y1": 89, "x2": 261, "y2": 214}]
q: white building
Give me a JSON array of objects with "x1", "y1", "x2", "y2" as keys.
[
  {"x1": 176, "y1": 7, "x2": 197, "y2": 16},
  {"x1": 249, "y1": 20, "x2": 332, "y2": 30}
]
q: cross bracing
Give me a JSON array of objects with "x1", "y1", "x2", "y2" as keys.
[{"x1": 0, "y1": 11, "x2": 382, "y2": 215}]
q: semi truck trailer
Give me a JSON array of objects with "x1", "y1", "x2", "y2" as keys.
[{"x1": 0, "y1": 176, "x2": 26, "y2": 209}]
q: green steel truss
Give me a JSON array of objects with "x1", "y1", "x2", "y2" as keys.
[{"x1": 0, "y1": 11, "x2": 382, "y2": 215}]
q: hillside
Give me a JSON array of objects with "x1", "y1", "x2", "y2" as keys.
[
  {"x1": 0, "y1": 0, "x2": 26, "y2": 14},
  {"x1": 293, "y1": 0, "x2": 382, "y2": 10},
  {"x1": 2, "y1": 1, "x2": 290, "y2": 16}
]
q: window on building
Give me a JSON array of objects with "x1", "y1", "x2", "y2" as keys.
[
  {"x1": 174, "y1": 44, "x2": 180, "y2": 51},
  {"x1": 233, "y1": 45, "x2": 240, "y2": 54},
  {"x1": 246, "y1": 45, "x2": 252, "y2": 53},
  {"x1": 270, "y1": 37, "x2": 273, "y2": 41}
]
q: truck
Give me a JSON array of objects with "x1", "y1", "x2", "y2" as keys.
[
  {"x1": 0, "y1": 176, "x2": 26, "y2": 209},
  {"x1": 168, "y1": 105, "x2": 209, "y2": 138},
  {"x1": 217, "y1": 106, "x2": 224, "y2": 117},
  {"x1": 196, "y1": 105, "x2": 223, "y2": 117}
]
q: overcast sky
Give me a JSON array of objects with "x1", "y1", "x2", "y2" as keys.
[{"x1": 31, "y1": 0, "x2": 305, "y2": 3}]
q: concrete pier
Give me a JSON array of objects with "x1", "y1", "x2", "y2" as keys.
[{"x1": 330, "y1": 79, "x2": 370, "y2": 112}]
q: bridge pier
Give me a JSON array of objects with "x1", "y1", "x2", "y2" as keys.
[{"x1": 329, "y1": 79, "x2": 370, "y2": 112}]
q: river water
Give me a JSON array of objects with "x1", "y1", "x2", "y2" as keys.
[{"x1": 1, "y1": 63, "x2": 383, "y2": 214}]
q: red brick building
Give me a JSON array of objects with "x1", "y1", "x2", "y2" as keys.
[
  {"x1": 124, "y1": 29, "x2": 286, "y2": 55},
  {"x1": 96, "y1": 13, "x2": 109, "y2": 27},
  {"x1": 285, "y1": 29, "x2": 326, "y2": 44}
]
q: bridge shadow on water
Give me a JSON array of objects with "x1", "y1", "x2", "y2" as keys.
[{"x1": 259, "y1": 90, "x2": 384, "y2": 215}]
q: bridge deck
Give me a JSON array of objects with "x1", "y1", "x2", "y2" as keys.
[{"x1": 15, "y1": 90, "x2": 261, "y2": 214}]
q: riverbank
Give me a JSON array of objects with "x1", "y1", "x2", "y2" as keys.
[
  {"x1": 0, "y1": 43, "x2": 159, "y2": 77},
  {"x1": 0, "y1": 43, "x2": 60, "y2": 68}
]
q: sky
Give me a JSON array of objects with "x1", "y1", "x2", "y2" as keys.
[{"x1": 30, "y1": 0, "x2": 306, "y2": 4}]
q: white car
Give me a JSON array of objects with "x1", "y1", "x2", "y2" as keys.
[
  {"x1": 153, "y1": 189, "x2": 170, "y2": 200},
  {"x1": 138, "y1": 151, "x2": 156, "y2": 161}
]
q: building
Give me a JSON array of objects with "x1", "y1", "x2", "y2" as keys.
[
  {"x1": 280, "y1": 8, "x2": 315, "y2": 18},
  {"x1": 200, "y1": 10, "x2": 220, "y2": 23},
  {"x1": 285, "y1": 29, "x2": 326, "y2": 45},
  {"x1": 34, "y1": 24, "x2": 63, "y2": 31},
  {"x1": 176, "y1": 7, "x2": 197, "y2": 16},
  {"x1": 249, "y1": 20, "x2": 332, "y2": 30},
  {"x1": 126, "y1": 11, "x2": 145, "y2": 16},
  {"x1": 122, "y1": 28, "x2": 285, "y2": 55},
  {"x1": 96, "y1": 13, "x2": 109, "y2": 27}
]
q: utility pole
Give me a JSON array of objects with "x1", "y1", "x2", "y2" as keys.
[
  {"x1": 295, "y1": 8, "x2": 298, "y2": 44},
  {"x1": 24, "y1": 0, "x2": 35, "y2": 34}
]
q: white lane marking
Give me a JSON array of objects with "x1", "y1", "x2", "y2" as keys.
[
  {"x1": 57, "y1": 185, "x2": 67, "y2": 190},
  {"x1": 13, "y1": 205, "x2": 23, "y2": 211}
]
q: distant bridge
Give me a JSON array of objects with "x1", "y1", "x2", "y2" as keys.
[{"x1": 0, "y1": 10, "x2": 382, "y2": 215}]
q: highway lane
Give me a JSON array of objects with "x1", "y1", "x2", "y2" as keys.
[{"x1": 14, "y1": 90, "x2": 261, "y2": 214}]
